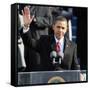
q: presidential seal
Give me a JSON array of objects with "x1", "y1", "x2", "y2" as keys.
[{"x1": 48, "y1": 76, "x2": 65, "y2": 83}]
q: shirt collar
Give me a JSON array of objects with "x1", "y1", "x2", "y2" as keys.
[{"x1": 54, "y1": 35, "x2": 64, "y2": 45}]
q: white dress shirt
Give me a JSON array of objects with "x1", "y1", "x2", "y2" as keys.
[{"x1": 54, "y1": 36, "x2": 64, "y2": 53}]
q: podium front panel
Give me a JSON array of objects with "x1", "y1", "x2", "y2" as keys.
[{"x1": 17, "y1": 70, "x2": 87, "y2": 85}]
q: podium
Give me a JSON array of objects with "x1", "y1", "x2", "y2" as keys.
[{"x1": 18, "y1": 70, "x2": 86, "y2": 85}]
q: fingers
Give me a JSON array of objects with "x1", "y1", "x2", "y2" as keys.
[
  {"x1": 31, "y1": 15, "x2": 35, "y2": 20},
  {"x1": 24, "y1": 6, "x2": 30, "y2": 16},
  {"x1": 21, "y1": 6, "x2": 34, "y2": 26},
  {"x1": 22, "y1": 10, "x2": 24, "y2": 16},
  {"x1": 80, "y1": 73, "x2": 85, "y2": 81},
  {"x1": 22, "y1": 6, "x2": 30, "y2": 16}
]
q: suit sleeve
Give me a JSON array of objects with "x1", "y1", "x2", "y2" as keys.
[
  {"x1": 71, "y1": 44, "x2": 80, "y2": 70},
  {"x1": 21, "y1": 29, "x2": 41, "y2": 52}
]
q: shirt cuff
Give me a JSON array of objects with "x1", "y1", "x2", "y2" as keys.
[{"x1": 23, "y1": 27, "x2": 29, "y2": 33}]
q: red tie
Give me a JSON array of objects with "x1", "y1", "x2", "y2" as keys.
[{"x1": 55, "y1": 42, "x2": 60, "y2": 53}]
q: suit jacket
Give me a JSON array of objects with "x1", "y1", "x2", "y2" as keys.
[{"x1": 21, "y1": 30, "x2": 80, "y2": 71}]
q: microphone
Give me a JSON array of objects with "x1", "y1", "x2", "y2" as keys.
[
  {"x1": 57, "y1": 52, "x2": 64, "y2": 64},
  {"x1": 50, "y1": 51, "x2": 57, "y2": 64}
]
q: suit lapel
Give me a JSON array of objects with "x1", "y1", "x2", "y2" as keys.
[
  {"x1": 50, "y1": 36, "x2": 72, "y2": 57},
  {"x1": 50, "y1": 36, "x2": 71, "y2": 53},
  {"x1": 63, "y1": 38, "x2": 72, "y2": 59},
  {"x1": 50, "y1": 35, "x2": 56, "y2": 51}
]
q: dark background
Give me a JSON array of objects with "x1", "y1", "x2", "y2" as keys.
[{"x1": 74, "y1": 7, "x2": 88, "y2": 70}]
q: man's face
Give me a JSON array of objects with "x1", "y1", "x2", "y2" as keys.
[{"x1": 52, "y1": 20, "x2": 68, "y2": 40}]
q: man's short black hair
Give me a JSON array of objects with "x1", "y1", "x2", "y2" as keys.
[{"x1": 53, "y1": 16, "x2": 68, "y2": 25}]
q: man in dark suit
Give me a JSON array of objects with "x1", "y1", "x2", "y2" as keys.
[
  {"x1": 21, "y1": 6, "x2": 80, "y2": 71},
  {"x1": 18, "y1": 5, "x2": 52, "y2": 71}
]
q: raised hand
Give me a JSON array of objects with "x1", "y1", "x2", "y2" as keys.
[{"x1": 22, "y1": 6, "x2": 34, "y2": 28}]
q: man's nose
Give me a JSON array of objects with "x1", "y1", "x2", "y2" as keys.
[{"x1": 58, "y1": 28, "x2": 63, "y2": 32}]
